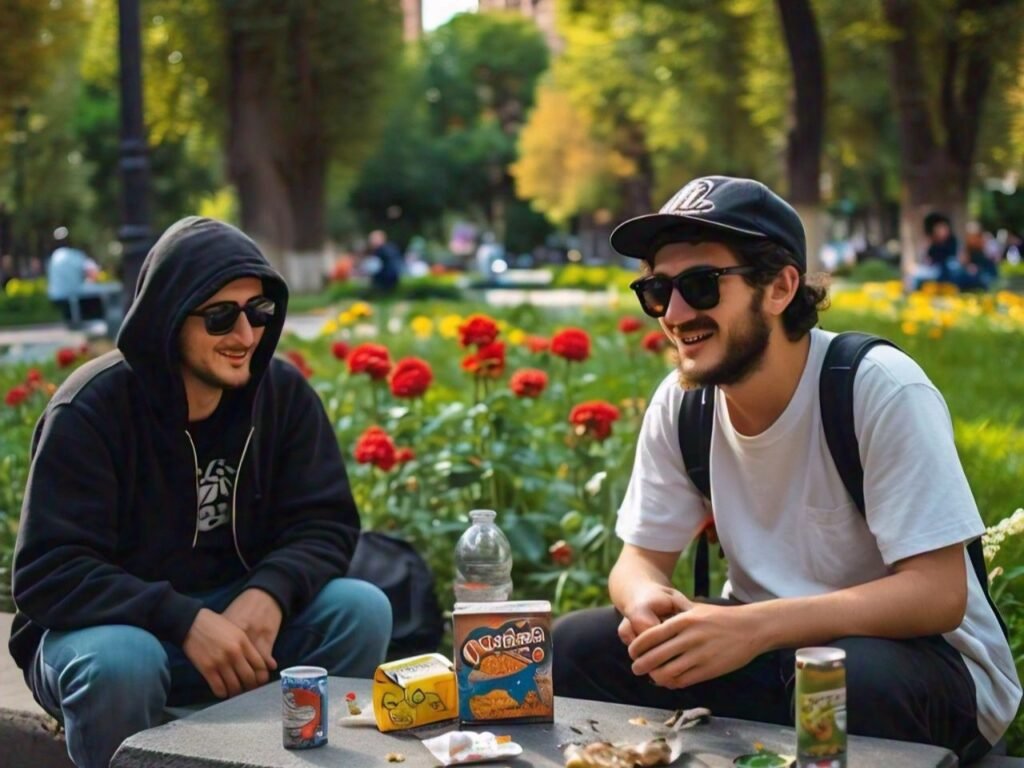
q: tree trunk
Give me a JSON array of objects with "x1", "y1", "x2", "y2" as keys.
[
  {"x1": 224, "y1": 5, "x2": 329, "y2": 291},
  {"x1": 775, "y1": 0, "x2": 825, "y2": 272},
  {"x1": 617, "y1": 122, "x2": 654, "y2": 219},
  {"x1": 225, "y1": 15, "x2": 292, "y2": 273},
  {"x1": 882, "y1": 0, "x2": 997, "y2": 277}
]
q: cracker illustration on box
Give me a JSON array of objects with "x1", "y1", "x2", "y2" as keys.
[{"x1": 453, "y1": 600, "x2": 553, "y2": 724}]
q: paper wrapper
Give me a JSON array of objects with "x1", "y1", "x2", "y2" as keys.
[
  {"x1": 422, "y1": 731, "x2": 523, "y2": 766},
  {"x1": 563, "y1": 707, "x2": 716, "y2": 768}
]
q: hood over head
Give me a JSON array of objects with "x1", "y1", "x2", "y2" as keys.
[{"x1": 117, "y1": 216, "x2": 289, "y2": 422}]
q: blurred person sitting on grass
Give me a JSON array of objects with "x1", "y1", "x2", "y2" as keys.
[
  {"x1": 11, "y1": 217, "x2": 392, "y2": 768},
  {"x1": 45, "y1": 229, "x2": 103, "y2": 322},
  {"x1": 552, "y1": 176, "x2": 1020, "y2": 763}
]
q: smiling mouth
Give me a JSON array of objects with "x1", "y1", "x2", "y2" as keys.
[
  {"x1": 218, "y1": 349, "x2": 249, "y2": 360},
  {"x1": 679, "y1": 331, "x2": 713, "y2": 345}
]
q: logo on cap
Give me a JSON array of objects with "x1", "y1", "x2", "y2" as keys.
[{"x1": 663, "y1": 178, "x2": 715, "y2": 215}]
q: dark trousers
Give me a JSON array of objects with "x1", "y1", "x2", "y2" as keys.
[{"x1": 553, "y1": 606, "x2": 991, "y2": 763}]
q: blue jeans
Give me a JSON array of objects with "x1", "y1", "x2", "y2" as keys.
[{"x1": 30, "y1": 578, "x2": 392, "y2": 768}]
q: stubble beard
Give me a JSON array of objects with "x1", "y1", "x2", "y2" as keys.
[
  {"x1": 676, "y1": 287, "x2": 771, "y2": 390},
  {"x1": 187, "y1": 358, "x2": 251, "y2": 392}
]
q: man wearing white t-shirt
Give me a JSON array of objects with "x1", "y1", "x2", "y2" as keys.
[{"x1": 552, "y1": 176, "x2": 1021, "y2": 762}]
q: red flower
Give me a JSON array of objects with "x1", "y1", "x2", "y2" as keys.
[
  {"x1": 389, "y1": 357, "x2": 433, "y2": 398},
  {"x1": 698, "y1": 516, "x2": 718, "y2": 545},
  {"x1": 395, "y1": 447, "x2": 415, "y2": 464},
  {"x1": 458, "y1": 314, "x2": 500, "y2": 348},
  {"x1": 509, "y1": 368, "x2": 548, "y2": 398},
  {"x1": 348, "y1": 343, "x2": 392, "y2": 381},
  {"x1": 461, "y1": 341, "x2": 505, "y2": 379},
  {"x1": 56, "y1": 347, "x2": 77, "y2": 368},
  {"x1": 551, "y1": 328, "x2": 591, "y2": 362},
  {"x1": 618, "y1": 316, "x2": 644, "y2": 334},
  {"x1": 5, "y1": 385, "x2": 30, "y2": 407},
  {"x1": 549, "y1": 539, "x2": 574, "y2": 567},
  {"x1": 25, "y1": 368, "x2": 43, "y2": 387},
  {"x1": 354, "y1": 426, "x2": 397, "y2": 471},
  {"x1": 284, "y1": 350, "x2": 313, "y2": 378},
  {"x1": 524, "y1": 335, "x2": 550, "y2": 353},
  {"x1": 331, "y1": 341, "x2": 350, "y2": 361},
  {"x1": 642, "y1": 331, "x2": 670, "y2": 353},
  {"x1": 569, "y1": 400, "x2": 621, "y2": 441}
]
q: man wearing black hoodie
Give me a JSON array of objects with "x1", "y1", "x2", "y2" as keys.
[{"x1": 10, "y1": 217, "x2": 393, "y2": 768}]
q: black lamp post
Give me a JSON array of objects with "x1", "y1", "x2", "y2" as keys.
[
  {"x1": 10, "y1": 104, "x2": 29, "y2": 271},
  {"x1": 117, "y1": 0, "x2": 152, "y2": 300}
]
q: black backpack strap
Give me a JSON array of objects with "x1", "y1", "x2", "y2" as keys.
[
  {"x1": 678, "y1": 387, "x2": 715, "y2": 597},
  {"x1": 819, "y1": 332, "x2": 897, "y2": 514},
  {"x1": 820, "y1": 332, "x2": 1009, "y2": 639}
]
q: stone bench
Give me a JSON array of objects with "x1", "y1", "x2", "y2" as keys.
[
  {"x1": 112, "y1": 675, "x2": 963, "y2": 767},
  {"x1": 0, "y1": 614, "x2": 72, "y2": 768},
  {"x1": 3, "y1": 611, "x2": 1021, "y2": 766}
]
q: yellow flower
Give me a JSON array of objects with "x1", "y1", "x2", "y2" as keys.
[
  {"x1": 507, "y1": 328, "x2": 526, "y2": 345},
  {"x1": 901, "y1": 321, "x2": 918, "y2": 335},
  {"x1": 338, "y1": 310, "x2": 355, "y2": 326},
  {"x1": 438, "y1": 314, "x2": 463, "y2": 339},
  {"x1": 321, "y1": 320, "x2": 339, "y2": 336},
  {"x1": 410, "y1": 316, "x2": 433, "y2": 339},
  {"x1": 349, "y1": 301, "x2": 373, "y2": 318},
  {"x1": 927, "y1": 326, "x2": 943, "y2": 340}
]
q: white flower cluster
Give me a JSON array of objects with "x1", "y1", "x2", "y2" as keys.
[{"x1": 982, "y1": 508, "x2": 1024, "y2": 564}]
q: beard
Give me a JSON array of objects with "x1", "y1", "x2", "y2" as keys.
[
  {"x1": 185, "y1": 359, "x2": 251, "y2": 391},
  {"x1": 674, "y1": 287, "x2": 771, "y2": 389}
]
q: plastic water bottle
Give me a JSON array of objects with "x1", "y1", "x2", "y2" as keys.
[{"x1": 454, "y1": 509, "x2": 513, "y2": 602}]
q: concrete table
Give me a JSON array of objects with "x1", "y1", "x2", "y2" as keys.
[{"x1": 111, "y1": 676, "x2": 956, "y2": 767}]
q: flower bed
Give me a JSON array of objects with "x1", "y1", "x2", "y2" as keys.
[{"x1": 1, "y1": 285, "x2": 1022, "y2": 749}]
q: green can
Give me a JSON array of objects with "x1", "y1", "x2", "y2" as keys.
[{"x1": 795, "y1": 647, "x2": 846, "y2": 768}]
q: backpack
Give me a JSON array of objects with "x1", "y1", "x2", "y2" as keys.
[
  {"x1": 678, "y1": 331, "x2": 1008, "y2": 637},
  {"x1": 348, "y1": 531, "x2": 445, "y2": 660}
]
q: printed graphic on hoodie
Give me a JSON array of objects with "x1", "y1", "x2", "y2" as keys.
[{"x1": 197, "y1": 459, "x2": 236, "y2": 532}]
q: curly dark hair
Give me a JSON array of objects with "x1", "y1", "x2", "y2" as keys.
[{"x1": 640, "y1": 231, "x2": 830, "y2": 341}]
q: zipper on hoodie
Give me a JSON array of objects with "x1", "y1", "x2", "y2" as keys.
[
  {"x1": 232, "y1": 427, "x2": 255, "y2": 570},
  {"x1": 185, "y1": 427, "x2": 255, "y2": 571},
  {"x1": 185, "y1": 430, "x2": 202, "y2": 547}
]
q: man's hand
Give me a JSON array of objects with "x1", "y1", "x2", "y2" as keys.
[
  {"x1": 627, "y1": 602, "x2": 762, "y2": 689},
  {"x1": 182, "y1": 608, "x2": 271, "y2": 698},
  {"x1": 617, "y1": 583, "x2": 691, "y2": 646},
  {"x1": 222, "y1": 588, "x2": 283, "y2": 673}
]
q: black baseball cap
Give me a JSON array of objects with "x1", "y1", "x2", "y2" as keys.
[{"x1": 610, "y1": 176, "x2": 807, "y2": 271}]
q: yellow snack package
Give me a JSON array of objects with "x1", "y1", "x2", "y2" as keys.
[{"x1": 372, "y1": 653, "x2": 458, "y2": 732}]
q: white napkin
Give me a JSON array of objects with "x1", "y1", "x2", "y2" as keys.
[{"x1": 422, "y1": 731, "x2": 523, "y2": 766}]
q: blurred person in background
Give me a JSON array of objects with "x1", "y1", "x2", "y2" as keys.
[
  {"x1": 368, "y1": 229, "x2": 403, "y2": 295},
  {"x1": 45, "y1": 229, "x2": 103, "y2": 322}
]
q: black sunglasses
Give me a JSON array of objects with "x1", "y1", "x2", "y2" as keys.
[
  {"x1": 188, "y1": 296, "x2": 276, "y2": 335},
  {"x1": 629, "y1": 266, "x2": 758, "y2": 318}
]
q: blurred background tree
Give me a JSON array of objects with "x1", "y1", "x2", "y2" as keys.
[
  {"x1": 351, "y1": 12, "x2": 550, "y2": 254},
  {"x1": 1, "y1": 0, "x2": 1022, "y2": 283}
]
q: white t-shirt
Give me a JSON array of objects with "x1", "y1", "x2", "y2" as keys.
[{"x1": 616, "y1": 328, "x2": 1022, "y2": 745}]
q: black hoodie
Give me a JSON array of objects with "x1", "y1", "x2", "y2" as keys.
[{"x1": 9, "y1": 217, "x2": 360, "y2": 671}]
